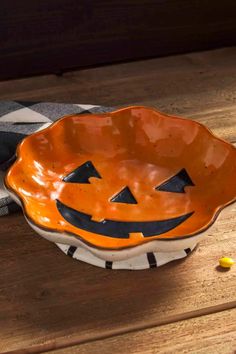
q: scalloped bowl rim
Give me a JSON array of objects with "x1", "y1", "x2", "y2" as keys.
[{"x1": 4, "y1": 105, "x2": 236, "y2": 260}]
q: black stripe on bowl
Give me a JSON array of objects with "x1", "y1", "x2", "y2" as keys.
[{"x1": 147, "y1": 252, "x2": 157, "y2": 268}]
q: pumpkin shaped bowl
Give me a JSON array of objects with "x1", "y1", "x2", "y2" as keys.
[{"x1": 5, "y1": 106, "x2": 236, "y2": 269}]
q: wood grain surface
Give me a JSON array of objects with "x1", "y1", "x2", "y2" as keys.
[
  {"x1": 0, "y1": 1, "x2": 236, "y2": 80},
  {"x1": 48, "y1": 308, "x2": 236, "y2": 354},
  {"x1": 0, "y1": 48, "x2": 235, "y2": 353}
]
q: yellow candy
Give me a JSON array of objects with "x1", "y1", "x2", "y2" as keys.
[{"x1": 219, "y1": 257, "x2": 235, "y2": 268}]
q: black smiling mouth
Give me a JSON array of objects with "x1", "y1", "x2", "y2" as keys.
[{"x1": 56, "y1": 199, "x2": 194, "y2": 239}]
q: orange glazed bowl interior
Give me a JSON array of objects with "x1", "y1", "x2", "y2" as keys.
[{"x1": 5, "y1": 106, "x2": 236, "y2": 252}]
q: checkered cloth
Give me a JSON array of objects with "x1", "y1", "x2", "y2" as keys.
[{"x1": 0, "y1": 101, "x2": 112, "y2": 216}]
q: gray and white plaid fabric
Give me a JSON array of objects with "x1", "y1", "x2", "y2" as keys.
[{"x1": 0, "y1": 101, "x2": 112, "y2": 216}]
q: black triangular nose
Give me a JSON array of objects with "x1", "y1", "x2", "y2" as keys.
[{"x1": 111, "y1": 186, "x2": 137, "y2": 204}]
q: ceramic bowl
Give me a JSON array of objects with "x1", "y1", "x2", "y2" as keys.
[{"x1": 5, "y1": 106, "x2": 236, "y2": 268}]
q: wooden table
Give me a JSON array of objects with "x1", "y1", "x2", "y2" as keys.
[{"x1": 0, "y1": 47, "x2": 235, "y2": 354}]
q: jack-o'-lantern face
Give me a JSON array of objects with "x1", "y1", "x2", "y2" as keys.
[
  {"x1": 56, "y1": 161, "x2": 195, "y2": 239},
  {"x1": 6, "y1": 107, "x2": 236, "y2": 250}
]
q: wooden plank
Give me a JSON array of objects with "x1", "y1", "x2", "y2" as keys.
[
  {"x1": 1, "y1": 49, "x2": 236, "y2": 143},
  {"x1": 0, "y1": 1, "x2": 236, "y2": 80},
  {"x1": 0, "y1": 48, "x2": 236, "y2": 353},
  {"x1": 0, "y1": 203, "x2": 235, "y2": 353},
  {"x1": 0, "y1": 48, "x2": 235, "y2": 125},
  {"x1": 48, "y1": 309, "x2": 236, "y2": 354}
]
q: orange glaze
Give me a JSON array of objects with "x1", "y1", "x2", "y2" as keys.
[{"x1": 5, "y1": 106, "x2": 236, "y2": 250}]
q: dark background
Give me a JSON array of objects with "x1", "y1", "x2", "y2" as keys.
[{"x1": 0, "y1": 0, "x2": 236, "y2": 80}]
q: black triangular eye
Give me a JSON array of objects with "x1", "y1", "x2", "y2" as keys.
[
  {"x1": 111, "y1": 186, "x2": 137, "y2": 204},
  {"x1": 156, "y1": 169, "x2": 194, "y2": 193},
  {"x1": 63, "y1": 161, "x2": 101, "y2": 183}
]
